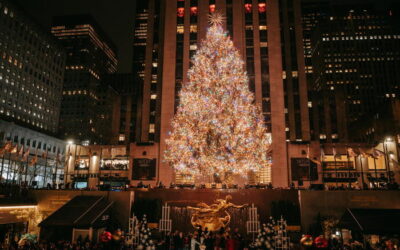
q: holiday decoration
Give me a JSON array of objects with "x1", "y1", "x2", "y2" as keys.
[
  {"x1": 165, "y1": 13, "x2": 271, "y2": 181},
  {"x1": 100, "y1": 231, "x2": 112, "y2": 243},
  {"x1": 314, "y1": 235, "x2": 329, "y2": 248},
  {"x1": 252, "y1": 216, "x2": 290, "y2": 249},
  {"x1": 138, "y1": 215, "x2": 155, "y2": 250},
  {"x1": 253, "y1": 216, "x2": 276, "y2": 249},
  {"x1": 300, "y1": 235, "x2": 314, "y2": 247}
]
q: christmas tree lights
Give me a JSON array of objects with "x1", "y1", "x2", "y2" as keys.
[{"x1": 165, "y1": 13, "x2": 271, "y2": 181}]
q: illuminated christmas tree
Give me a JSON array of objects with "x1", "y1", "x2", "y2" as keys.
[{"x1": 165, "y1": 13, "x2": 271, "y2": 182}]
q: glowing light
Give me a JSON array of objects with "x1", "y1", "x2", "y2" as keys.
[
  {"x1": 177, "y1": 7, "x2": 184, "y2": 17},
  {"x1": 190, "y1": 6, "x2": 198, "y2": 16},
  {"x1": 209, "y1": 4, "x2": 216, "y2": 13},
  {"x1": 245, "y1": 4, "x2": 252, "y2": 13},
  {"x1": 258, "y1": 3, "x2": 266, "y2": 13},
  {"x1": 0, "y1": 205, "x2": 37, "y2": 209}
]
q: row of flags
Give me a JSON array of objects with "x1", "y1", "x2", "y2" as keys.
[
  {"x1": 0, "y1": 141, "x2": 62, "y2": 166},
  {"x1": 321, "y1": 147, "x2": 385, "y2": 159},
  {"x1": 317, "y1": 146, "x2": 399, "y2": 166}
]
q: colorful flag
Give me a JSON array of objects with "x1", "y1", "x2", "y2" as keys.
[
  {"x1": 372, "y1": 149, "x2": 385, "y2": 158},
  {"x1": 320, "y1": 147, "x2": 325, "y2": 160},
  {"x1": 333, "y1": 147, "x2": 341, "y2": 159},
  {"x1": 10, "y1": 144, "x2": 18, "y2": 153},
  {"x1": 23, "y1": 147, "x2": 30, "y2": 161},
  {"x1": 29, "y1": 154, "x2": 38, "y2": 166},
  {"x1": 18, "y1": 145, "x2": 24, "y2": 156},
  {"x1": 347, "y1": 147, "x2": 358, "y2": 157},
  {"x1": 0, "y1": 141, "x2": 12, "y2": 155},
  {"x1": 56, "y1": 152, "x2": 61, "y2": 164},
  {"x1": 358, "y1": 148, "x2": 369, "y2": 158}
]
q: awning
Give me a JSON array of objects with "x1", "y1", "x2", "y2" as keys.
[
  {"x1": 39, "y1": 196, "x2": 113, "y2": 229},
  {"x1": 339, "y1": 208, "x2": 400, "y2": 235}
]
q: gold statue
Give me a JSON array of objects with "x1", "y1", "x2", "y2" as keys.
[{"x1": 188, "y1": 195, "x2": 247, "y2": 231}]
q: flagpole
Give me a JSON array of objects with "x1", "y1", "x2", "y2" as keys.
[
  {"x1": 346, "y1": 147, "x2": 351, "y2": 188},
  {"x1": 0, "y1": 153, "x2": 5, "y2": 183},
  {"x1": 43, "y1": 148, "x2": 49, "y2": 188},
  {"x1": 53, "y1": 153, "x2": 58, "y2": 188},
  {"x1": 24, "y1": 152, "x2": 29, "y2": 184},
  {"x1": 383, "y1": 142, "x2": 391, "y2": 183},
  {"x1": 359, "y1": 155, "x2": 365, "y2": 189},
  {"x1": 373, "y1": 156, "x2": 378, "y2": 188},
  {"x1": 98, "y1": 147, "x2": 103, "y2": 189},
  {"x1": 6, "y1": 150, "x2": 12, "y2": 183},
  {"x1": 333, "y1": 147, "x2": 338, "y2": 188},
  {"x1": 11, "y1": 152, "x2": 18, "y2": 184}
]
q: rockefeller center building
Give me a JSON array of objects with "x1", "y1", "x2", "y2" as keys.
[{"x1": 132, "y1": 0, "x2": 313, "y2": 187}]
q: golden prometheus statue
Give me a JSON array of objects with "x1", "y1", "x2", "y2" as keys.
[{"x1": 188, "y1": 195, "x2": 247, "y2": 231}]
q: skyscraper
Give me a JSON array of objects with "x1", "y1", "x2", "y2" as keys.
[
  {"x1": 132, "y1": 0, "x2": 312, "y2": 187},
  {"x1": 305, "y1": 1, "x2": 400, "y2": 143},
  {"x1": 0, "y1": 0, "x2": 65, "y2": 134},
  {"x1": 0, "y1": 0, "x2": 66, "y2": 186},
  {"x1": 103, "y1": 73, "x2": 140, "y2": 145},
  {"x1": 51, "y1": 15, "x2": 118, "y2": 144}
]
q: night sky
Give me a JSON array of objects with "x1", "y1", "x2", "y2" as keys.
[{"x1": 14, "y1": 0, "x2": 136, "y2": 73}]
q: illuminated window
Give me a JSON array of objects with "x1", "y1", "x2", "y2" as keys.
[
  {"x1": 259, "y1": 25, "x2": 267, "y2": 30},
  {"x1": 149, "y1": 124, "x2": 155, "y2": 133},
  {"x1": 190, "y1": 44, "x2": 197, "y2": 50},
  {"x1": 190, "y1": 25, "x2": 197, "y2": 33},
  {"x1": 119, "y1": 134, "x2": 125, "y2": 142},
  {"x1": 177, "y1": 25, "x2": 184, "y2": 34},
  {"x1": 151, "y1": 94, "x2": 157, "y2": 99}
]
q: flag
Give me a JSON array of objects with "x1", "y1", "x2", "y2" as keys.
[
  {"x1": 56, "y1": 152, "x2": 61, "y2": 164},
  {"x1": 372, "y1": 149, "x2": 385, "y2": 158},
  {"x1": 347, "y1": 147, "x2": 358, "y2": 157},
  {"x1": 0, "y1": 141, "x2": 12, "y2": 155},
  {"x1": 29, "y1": 149, "x2": 38, "y2": 166},
  {"x1": 23, "y1": 147, "x2": 30, "y2": 161},
  {"x1": 333, "y1": 147, "x2": 341, "y2": 159},
  {"x1": 29, "y1": 154, "x2": 38, "y2": 166},
  {"x1": 358, "y1": 148, "x2": 370, "y2": 158},
  {"x1": 10, "y1": 144, "x2": 18, "y2": 153},
  {"x1": 18, "y1": 145, "x2": 24, "y2": 156},
  {"x1": 320, "y1": 147, "x2": 325, "y2": 160}
]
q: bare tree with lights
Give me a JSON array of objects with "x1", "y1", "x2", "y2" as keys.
[{"x1": 165, "y1": 13, "x2": 271, "y2": 183}]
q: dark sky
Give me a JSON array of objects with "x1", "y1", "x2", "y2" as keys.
[{"x1": 14, "y1": 0, "x2": 136, "y2": 73}]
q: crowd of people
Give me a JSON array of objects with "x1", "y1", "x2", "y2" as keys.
[{"x1": 158, "y1": 228, "x2": 247, "y2": 250}]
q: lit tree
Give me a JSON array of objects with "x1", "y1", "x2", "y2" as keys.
[{"x1": 165, "y1": 13, "x2": 271, "y2": 181}]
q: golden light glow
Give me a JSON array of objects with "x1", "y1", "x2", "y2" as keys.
[{"x1": 0, "y1": 205, "x2": 37, "y2": 209}]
